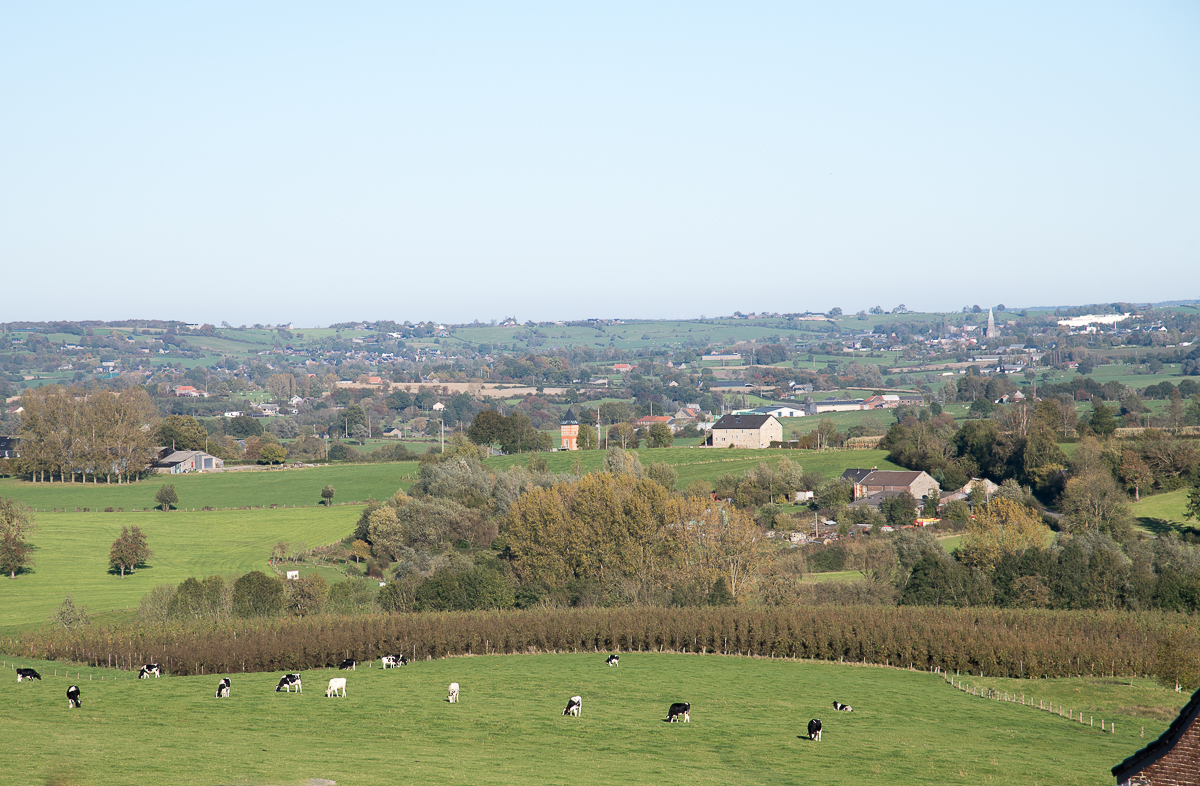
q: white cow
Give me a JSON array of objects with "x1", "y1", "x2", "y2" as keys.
[
  {"x1": 563, "y1": 695, "x2": 582, "y2": 717},
  {"x1": 326, "y1": 677, "x2": 347, "y2": 698},
  {"x1": 448, "y1": 682, "x2": 460, "y2": 703}
]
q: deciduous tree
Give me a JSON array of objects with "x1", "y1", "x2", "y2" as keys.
[
  {"x1": 155, "y1": 484, "x2": 178, "y2": 511},
  {"x1": 109, "y1": 525, "x2": 153, "y2": 577}
]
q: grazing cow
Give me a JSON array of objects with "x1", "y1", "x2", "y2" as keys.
[
  {"x1": 807, "y1": 718, "x2": 822, "y2": 742},
  {"x1": 338, "y1": 658, "x2": 356, "y2": 671},
  {"x1": 16, "y1": 668, "x2": 42, "y2": 683},
  {"x1": 275, "y1": 673, "x2": 303, "y2": 693},
  {"x1": 448, "y1": 682, "x2": 460, "y2": 703},
  {"x1": 666, "y1": 702, "x2": 691, "y2": 723},
  {"x1": 606, "y1": 654, "x2": 619, "y2": 667},
  {"x1": 67, "y1": 686, "x2": 81, "y2": 709},
  {"x1": 833, "y1": 701, "x2": 853, "y2": 712},
  {"x1": 138, "y1": 664, "x2": 162, "y2": 679},
  {"x1": 215, "y1": 677, "x2": 231, "y2": 698},
  {"x1": 562, "y1": 696, "x2": 582, "y2": 717},
  {"x1": 326, "y1": 677, "x2": 347, "y2": 698},
  {"x1": 380, "y1": 656, "x2": 397, "y2": 669}
]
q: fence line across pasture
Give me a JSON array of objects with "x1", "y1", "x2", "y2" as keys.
[
  {"x1": 942, "y1": 672, "x2": 1140, "y2": 736},
  {"x1": 29, "y1": 500, "x2": 372, "y2": 513}
]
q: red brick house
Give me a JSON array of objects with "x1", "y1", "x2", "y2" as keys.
[{"x1": 1113, "y1": 686, "x2": 1200, "y2": 785}]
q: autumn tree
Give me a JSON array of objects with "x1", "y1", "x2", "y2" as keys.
[
  {"x1": 259, "y1": 444, "x2": 287, "y2": 464},
  {"x1": 52, "y1": 594, "x2": 90, "y2": 632},
  {"x1": 648, "y1": 422, "x2": 674, "y2": 448},
  {"x1": 109, "y1": 525, "x2": 153, "y2": 577},
  {"x1": 958, "y1": 498, "x2": 1051, "y2": 573},
  {"x1": 1119, "y1": 450, "x2": 1153, "y2": 502}
]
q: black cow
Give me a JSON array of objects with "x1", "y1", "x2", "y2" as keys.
[
  {"x1": 275, "y1": 673, "x2": 302, "y2": 693},
  {"x1": 666, "y1": 702, "x2": 690, "y2": 723},
  {"x1": 138, "y1": 664, "x2": 162, "y2": 679},
  {"x1": 67, "y1": 686, "x2": 81, "y2": 709},
  {"x1": 833, "y1": 701, "x2": 853, "y2": 712},
  {"x1": 16, "y1": 668, "x2": 41, "y2": 683},
  {"x1": 338, "y1": 658, "x2": 356, "y2": 671},
  {"x1": 215, "y1": 677, "x2": 231, "y2": 698},
  {"x1": 606, "y1": 654, "x2": 619, "y2": 667},
  {"x1": 562, "y1": 696, "x2": 582, "y2": 717},
  {"x1": 808, "y1": 718, "x2": 822, "y2": 741}
]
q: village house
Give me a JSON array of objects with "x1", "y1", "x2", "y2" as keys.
[
  {"x1": 841, "y1": 468, "x2": 940, "y2": 502},
  {"x1": 710, "y1": 413, "x2": 782, "y2": 449},
  {"x1": 634, "y1": 415, "x2": 673, "y2": 430}
]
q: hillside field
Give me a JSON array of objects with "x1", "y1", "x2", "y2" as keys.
[
  {"x1": 0, "y1": 652, "x2": 1174, "y2": 786},
  {"x1": 0, "y1": 507, "x2": 359, "y2": 634}
]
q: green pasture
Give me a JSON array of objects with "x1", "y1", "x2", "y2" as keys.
[
  {"x1": 483, "y1": 448, "x2": 902, "y2": 490},
  {"x1": 0, "y1": 652, "x2": 1167, "y2": 786},
  {"x1": 1131, "y1": 488, "x2": 1196, "y2": 535},
  {"x1": 0, "y1": 463, "x2": 420, "y2": 512},
  {"x1": 0, "y1": 507, "x2": 359, "y2": 634}
]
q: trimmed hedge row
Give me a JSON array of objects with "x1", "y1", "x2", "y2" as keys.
[{"x1": 6, "y1": 605, "x2": 1191, "y2": 679}]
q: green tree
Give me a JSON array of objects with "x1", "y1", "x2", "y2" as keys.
[
  {"x1": 467, "y1": 410, "x2": 508, "y2": 446},
  {"x1": 225, "y1": 415, "x2": 264, "y2": 438},
  {"x1": 1058, "y1": 471, "x2": 1134, "y2": 540},
  {"x1": 0, "y1": 496, "x2": 36, "y2": 578},
  {"x1": 321, "y1": 485, "x2": 336, "y2": 506},
  {"x1": 154, "y1": 415, "x2": 210, "y2": 452},
  {"x1": 231, "y1": 571, "x2": 284, "y2": 618},
  {"x1": 647, "y1": 422, "x2": 674, "y2": 448},
  {"x1": 1185, "y1": 483, "x2": 1200, "y2": 522},
  {"x1": 880, "y1": 492, "x2": 919, "y2": 527},
  {"x1": 285, "y1": 574, "x2": 328, "y2": 617},
  {"x1": 109, "y1": 525, "x2": 152, "y2": 577},
  {"x1": 1089, "y1": 401, "x2": 1117, "y2": 437},
  {"x1": 577, "y1": 423, "x2": 598, "y2": 450},
  {"x1": 155, "y1": 484, "x2": 178, "y2": 511},
  {"x1": 259, "y1": 444, "x2": 287, "y2": 464}
]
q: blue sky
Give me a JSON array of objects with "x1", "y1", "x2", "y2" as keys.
[{"x1": 2, "y1": 2, "x2": 1197, "y2": 325}]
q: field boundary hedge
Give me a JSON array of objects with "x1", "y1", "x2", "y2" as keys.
[{"x1": 5, "y1": 606, "x2": 1191, "y2": 680}]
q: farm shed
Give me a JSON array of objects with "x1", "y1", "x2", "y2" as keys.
[{"x1": 1113, "y1": 686, "x2": 1200, "y2": 785}]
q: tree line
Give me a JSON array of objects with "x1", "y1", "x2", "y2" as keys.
[
  {"x1": 8, "y1": 605, "x2": 1195, "y2": 686},
  {"x1": 16, "y1": 385, "x2": 158, "y2": 483}
]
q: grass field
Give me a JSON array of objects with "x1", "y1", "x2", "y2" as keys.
[
  {"x1": 0, "y1": 507, "x2": 359, "y2": 634},
  {"x1": 482, "y1": 448, "x2": 902, "y2": 490},
  {"x1": 1131, "y1": 488, "x2": 1196, "y2": 534},
  {"x1": 0, "y1": 463, "x2": 421, "y2": 512},
  {"x1": 0, "y1": 652, "x2": 1174, "y2": 786}
]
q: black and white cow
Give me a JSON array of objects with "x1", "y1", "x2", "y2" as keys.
[
  {"x1": 16, "y1": 668, "x2": 41, "y2": 682},
  {"x1": 215, "y1": 677, "x2": 231, "y2": 698},
  {"x1": 666, "y1": 702, "x2": 691, "y2": 723},
  {"x1": 833, "y1": 701, "x2": 853, "y2": 712},
  {"x1": 138, "y1": 663, "x2": 162, "y2": 679},
  {"x1": 275, "y1": 673, "x2": 302, "y2": 693},
  {"x1": 562, "y1": 695, "x2": 582, "y2": 717},
  {"x1": 807, "y1": 718, "x2": 822, "y2": 742},
  {"x1": 380, "y1": 655, "x2": 408, "y2": 669},
  {"x1": 67, "y1": 685, "x2": 81, "y2": 709},
  {"x1": 338, "y1": 658, "x2": 356, "y2": 671},
  {"x1": 606, "y1": 654, "x2": 619, "y2": 667}
]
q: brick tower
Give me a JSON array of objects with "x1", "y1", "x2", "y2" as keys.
[{"x1": 560, "y1": 408, "x2": 579, "y2": 451}]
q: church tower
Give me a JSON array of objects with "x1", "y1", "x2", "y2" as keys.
[
  {"x1": 560, "y1": 408, "x2": 579, "y2": 451},
  {"x1": 986, "y1": 309, "x2": 998, "y2": 339}
]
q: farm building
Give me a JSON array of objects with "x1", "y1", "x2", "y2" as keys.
[
  {"x1": 153, "y1": 450, "x2": 224, "y2": 474},
  {"x1": 710, "y1": 414, "x2": 782, "y2": 449},
  {"x1": 1112, "y1": 685, "x2": 1200, "y2": 786},
  {"x1": 841, "y1": 469, "x2": 940, "y2": 502}
]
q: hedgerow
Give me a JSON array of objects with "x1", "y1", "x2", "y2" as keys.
[{"x1": 4, "y1": 605, "x2": 1191, "y2": 680}]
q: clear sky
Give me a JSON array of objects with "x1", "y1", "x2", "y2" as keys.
[{"x1": 2, "y1": 2, "x2": 1197, "y2": 325}]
